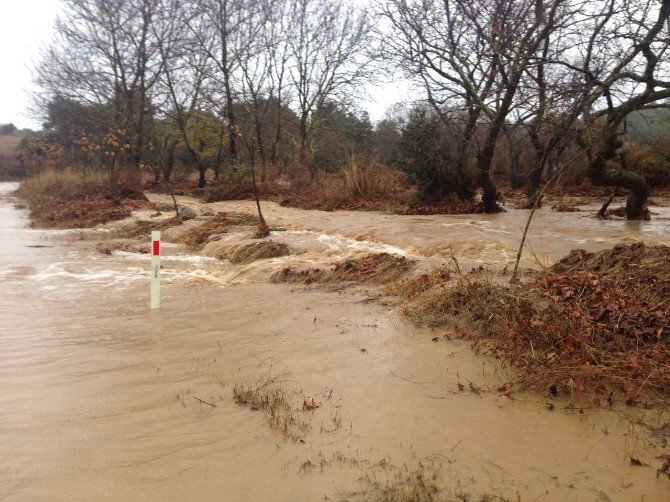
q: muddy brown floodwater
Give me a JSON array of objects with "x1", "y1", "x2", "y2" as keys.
[{"x1": 1, "y1": 182, "x2": 669, "y2": 501}]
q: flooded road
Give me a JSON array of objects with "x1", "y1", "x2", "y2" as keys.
[{"x1": 2, "y1": 182, "x2": 669, "y2": 500}]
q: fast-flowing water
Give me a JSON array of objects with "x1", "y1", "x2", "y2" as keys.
[{"x1": 1, "y1": 182, "x2": 669, "y2": 501}]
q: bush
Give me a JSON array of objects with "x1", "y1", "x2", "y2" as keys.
[
  {"x1": 394, "y1": 106, "x2": 475, "y2": 201},
  {"x1": 626, "y1": 139, "x2": 670, "y2": 187},
  {"x1": 306, "y1": 156, "x2": 405, "y2": 210}
]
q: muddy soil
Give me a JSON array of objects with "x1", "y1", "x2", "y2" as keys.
[{"x1": 2, "y1": 183, "x2": 670, "y2": 501}]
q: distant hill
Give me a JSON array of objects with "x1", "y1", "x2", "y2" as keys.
[{"x1": 626, "y1": 108, "x2": 670, "y2": 141}]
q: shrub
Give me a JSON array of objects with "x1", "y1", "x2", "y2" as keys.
[
  {"x1": 394, "y1": 106, "x2": 475, "y2": 201},
  {"x1": 626, "y1": 140, "x2": 670, "y2": 187}
]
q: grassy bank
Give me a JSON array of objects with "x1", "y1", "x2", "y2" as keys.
[{"x1": 15, "y1": 169, "x2": 150, "y2": 228}]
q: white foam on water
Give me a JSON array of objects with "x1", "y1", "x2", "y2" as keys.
[
  {"x1": 113, "y1": 250, "x2": 218, "y2": 265},
  {"x1": 289, "y1": 230, "x2": 410, "y2": 257}
]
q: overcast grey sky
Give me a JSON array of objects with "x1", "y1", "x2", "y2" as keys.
[
  {"x1": 0, "y1": 0, "x2": 406, "y2": 130},
  {"x1": 0, "y1": 0, "x2": 63, "y2": 129}
]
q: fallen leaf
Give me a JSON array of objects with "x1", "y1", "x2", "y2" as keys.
[
  {"x1": 497, "y1": 382, "x2": 512, "y2": 393},
  {"x1": 630, "y1": 457, "x2": 649, "y2": 467},
  {"x1": 303, "y1": 397, "x2": 321, "y2": 410}
]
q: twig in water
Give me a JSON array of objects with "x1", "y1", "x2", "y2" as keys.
[
  {"x1": 511, "y1": 147, "x2": 587, "y2": 282},
  {"x1": 193, "y1": 396, "x2": 217, "y2": 407}
]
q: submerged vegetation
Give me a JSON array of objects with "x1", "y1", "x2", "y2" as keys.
[
  {"x1": 178, "y1": 211, "x2": 259, "y2": 249},
  {"x1": 403, "y1": 244, "x2": 670, "y2": 405},
  {"x1": 217, "y1": 241, "x2": 290, "y2": 265},
  {"x1": 232, "y1": 370, "x2": 314, "y2": 441},
  {"x1": 272, "y1": 253, "x2": 415, "y2": 286}
]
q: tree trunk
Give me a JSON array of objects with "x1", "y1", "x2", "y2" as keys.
[
  {"x1": 164, "y1": 140, "x2": 176, "y2": 183},
  {"x1": 587, "y1": 133, "x2": 649, "y2": 219},
  {"x1": 197, "y1": 162, "x2": 206, "y2": 189},
  {"x1": 299, "y1": 111, "x2": 309, "y2": 169},
  {"x1": 271, "y1": 92, "x2": 283, "y2": 166},
  {"x1": 526, "y1": 152, "x2": 549, "y2": 207},
  {"x1": 214, "y1": 125, "x2": 226, "y2": 180},
  {"x1": 503, "y1": 125, "x2": 523, "y2": 189},
  {"x1": 476, "y1": 122, "x2": 506, "y2": 213},
  {"x1": 223, "y1": 62, "x2": 237, "y2": 161}
]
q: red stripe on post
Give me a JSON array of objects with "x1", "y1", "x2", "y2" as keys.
[{"x1": 152, "y1": 240, "x2": 160, "y2": 256}]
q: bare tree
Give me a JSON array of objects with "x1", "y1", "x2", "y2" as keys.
[
  {"x1": 188, "y1": 0, "x2": 263, "y2": 164},
  {"x1": 287, "y1": 0, "x2": 373, "y2": 178},
  {"x1": 379, "y1": 0, "x2": 569, "y2": 212},
  {"x1": 36, "y1": 0, "x2": 164, "y2": 166},
  {"x1": 152, "y1": 0, "x2": 215, "y2": 188},
  {"x1": 520, "y1": 0, "x2": 670, "y2": 218}
]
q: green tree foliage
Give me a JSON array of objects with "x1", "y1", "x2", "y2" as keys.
[
  {"x1": 43, "y1": 97, "x2": 113, "y2": 157},
  {"x1": 626, "y1": 109, "x2": 670, "y2": 142},
  {"x1": 373, "y1": 119, "x2": 402, "y2": 166},
  {"x1": 0, "y1": 123, "x2": 17, "y2": 135},
  {"x1": 394, "y1": 106, "x2": 474, "y2": 201},
  {"x1": 311, "y1": 103, "x2": 374, "y2": 172}
]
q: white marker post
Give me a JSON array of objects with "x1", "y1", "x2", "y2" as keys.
[{"x1": 150, "y1": 230, "x2": 161, "y2": 310}]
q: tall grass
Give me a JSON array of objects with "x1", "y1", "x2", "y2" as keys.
[
  {"x1": 310, "y1": 156, "x2": 405, "y2": 209},
  {"x1": 15, "y1": 168, "x2": 143, "y2": 205},
  {"x1": 15, "y1": 168, "x2": 147, "y2": 228}
]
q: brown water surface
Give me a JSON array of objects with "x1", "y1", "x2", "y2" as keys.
[{"x1": 2, "y1": 183, "x2": 669, "y2": 501}]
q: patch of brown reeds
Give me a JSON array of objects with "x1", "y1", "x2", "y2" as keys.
[
  {"x1": 16, "y1": 169, "x2": 150, "y2": 228},
  {"x1": 113, "y1": 216, "x2": 183, "y2": 239},
  {"x1": 276, "y1": 158, "x2": 407, "y2": 212},
  {"x1": 550, "y1": 200, "x2": 581, "y2": 212},
  {"x1": 178, "y1": 211, "x2": 259, "y2": 249},
  {"x1": 217, "y1": 240, "x2": 290, "y2": 264},
  {"x1": 271, "y1": 253, "x2": 415, "y2": 286}
]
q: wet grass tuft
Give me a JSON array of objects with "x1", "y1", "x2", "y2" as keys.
[
  {"x1": 232, "y1": 370, "x2": 311, "y2": 440},
  {"x1": 364, "y1": 464, "x2": 440, "y2": 502},
  {"x1": 95, "y1": 240, "x2": 150, "y2": 255},
  {"x1": 113, "y1": 216, "x2": 183, "y2": 239},
  {"x1": 218, "y1": 240, "x2": 290, "y2": 264},
  {"x1": 179, "y1": 211, "x2": 259, "y2": 249}
]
